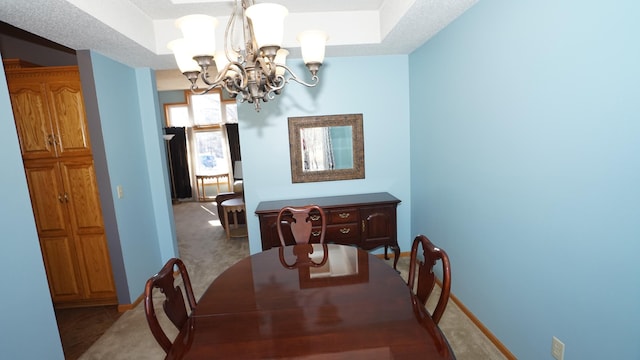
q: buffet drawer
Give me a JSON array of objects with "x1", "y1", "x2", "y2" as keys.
[
  {"x1": 326, "y1": 208, "x2": 357, "y2": 224},
  {"x1": 325, "y1": 223, "x2": 360, "y2": 244}
]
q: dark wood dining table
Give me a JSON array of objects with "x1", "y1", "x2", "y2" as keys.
[{"x1": 166, "y1": 244, "x2": 456, "y2": 359}]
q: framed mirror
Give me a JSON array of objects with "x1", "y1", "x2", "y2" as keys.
[{"x1": 288, "y1": 114, "x2": 364, "y2": 183}]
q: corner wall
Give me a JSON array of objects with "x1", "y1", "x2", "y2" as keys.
[{"x1": 409, "y1": 1, "x2": 640, "y2": 358}]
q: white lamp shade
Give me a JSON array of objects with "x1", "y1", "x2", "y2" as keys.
[
  {"x1": 175, "y1": 14, "x2": 218, "y2": 56},
  {"x1": 214, "y1": 50, "x2": 239, "y2": 78},
  {"x1": 214, "y1": 50, "x2": 229, "y2": 73},
  {"x1": 297, "y1": 30, "x2": 328, "y2": 64},
  {"x1": 245, "y1": 3, "x2": 288, "y2": 49},
  {"x1": 167, "y1": 39, "x2": 201, "y2": 73},
  {"x1": 274, "y1": 49, "x2": 289, "y2": 76}
]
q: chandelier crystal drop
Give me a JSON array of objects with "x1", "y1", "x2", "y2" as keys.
[{"x1": 168, "y1": 0, "x2": 328, "y2": 112}]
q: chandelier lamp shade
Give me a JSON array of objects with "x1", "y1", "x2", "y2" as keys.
[{"x1": 168, "y1": 0, "x2": 328, "y2": 111}]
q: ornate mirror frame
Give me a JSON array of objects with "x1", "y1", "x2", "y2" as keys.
[{"x1": 288, "y1": 114, "x2": 365, "y2": 183}]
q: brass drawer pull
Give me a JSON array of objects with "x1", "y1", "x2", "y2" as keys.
[
  {"x1": 310, "y1": 215, "x2": 320, "y2": 221},
  {"x1": 338, "y1": 212, "x2": 350, "y2": 219},
  {"x1": 339, "y1": 228, "x2": 350, "y2": 234},
  {"x1": 312, "y1": 231, "x2": 321, "y2": 237}
]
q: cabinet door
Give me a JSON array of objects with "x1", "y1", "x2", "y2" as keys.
[
  {"x1": 23, "y1": 160, "x2": 70, "y2": 237},
  {"x1": 60, "y1": 159, "x2": 116, "y2": 300},
  {"x1": 360, "y1": 205, "x2": 398, "y2": 250},
  {"x1": 7, "y1": 68, "x2": 92, "y2": 159},
  {"x1": 76, "y1": 234, "x2": 117, "y2": 299},
  {"x1": 39, "y1": 235, "x2": 84, "y2": 302},
  {"x1": 60, "y1": 159, "x2": 105, "y2": 233},
  {"x1": 8, "y1": 81, "x2": 56, "y2": 159},
  {"x1": 47, "y1": 79, "x2": 92, "y2": 157}
]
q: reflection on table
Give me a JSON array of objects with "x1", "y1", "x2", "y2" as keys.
[{"x1": 166, "y1": 244, "x2": 456, "y2": 360}]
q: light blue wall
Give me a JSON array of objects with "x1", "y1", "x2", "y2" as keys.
[
  {"x1": 409, "y1": 1, "x2": 640, "y2": 359},
  {"x1": 0, "y1": 54, "x2": 64, "y2": 358},
  {"x1": 136, "y1": 69, "x2": 179, "y2": 263},
  {"x1": 238, "y1": 56, "x2": 412, "y2": 254},
  {"x1": 86, "y1": 51, "x2": 177, "y2": 302}
]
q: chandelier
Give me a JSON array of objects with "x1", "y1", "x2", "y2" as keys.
[{"x1": 168, "y1": 0, "x2": 328, "y2": 112}]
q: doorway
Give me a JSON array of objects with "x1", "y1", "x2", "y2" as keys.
[{"x1": 164, "y1": 89, "x2": 239, "y2": 201}]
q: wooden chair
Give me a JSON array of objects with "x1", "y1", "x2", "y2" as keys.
[
  {"x1": 407, "y1": 235, "x2": 451, "y2": 324},
  {"x1": 144, "y1": 258, "x2": 197, "y2": 354},
  {"x1": 276, "y1": 205, "x2": 327, "y2": 246}
]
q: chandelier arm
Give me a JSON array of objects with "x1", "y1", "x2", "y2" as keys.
[
  {"x1": 230, "y1": 62, "x2": 248, "y2": 89},
  {"x1": 241, "y1": 0, "x2": 259, "y2": 63},
  {"x1": 266, "y1": 75, "x2": 286, "y2": 92},
  {"x1": 224, "y1": 0, "x2": 244, "y2": 63},
  {"x1": 275, "y1": 64, "x2": 320, "y2": 88},
  {"x1": 255, "y1": 56, "x2": 275, "y2": 78},
  {"x1": 198, "y1": 69, "x2": 226, "y2": 87},
  {"x1": 286, "y1": 74, "x2": 320, "y2": 88},
  {"x1": 190, "y1": 82, "x2": 219, "y2": 95},
  {"x1": 196, "y1": 61, "x2": 244, "y2": 87}
]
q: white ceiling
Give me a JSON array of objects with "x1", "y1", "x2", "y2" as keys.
[{"x1": 0, "y1": 0, "x2": 477, "y2": 71}]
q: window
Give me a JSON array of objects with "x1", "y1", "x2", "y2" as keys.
[
  {"x1": 194, "y1": 131, "x2": 226, "y2": 175},
  {"x1": 164, "y1": 103, "x2": 189, "y2": 127},
  {"x1": 164, "y1": 89, "x2": 239, "y2": 197},
  {"x1": 190, "y1": 92, "x2": 223, "y2": 125}
]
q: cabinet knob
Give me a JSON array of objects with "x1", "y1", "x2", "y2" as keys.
[
  {"x1": 311, "y1": 231, "x2": 321, "y2": 237},
  {"x1": 338, "y1": 212, "x2": 350, "y2": 219},
  {"x1": 47, "y1": 134, "x2": 55, "y2": 146},
  {"x1": 310, "y1": 215, "x2": 320, "y2": 221},
  {"x1": 58, "y1": 194, "x2": 64, "y2": 203},
  {"x1": 339, "y1": 228, "x2": 350, "y2": 234},
  {"x1": 64, "y1": 193, "x2": 69, "y2": 202}
]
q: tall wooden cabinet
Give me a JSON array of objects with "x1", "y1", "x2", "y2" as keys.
[{"x1": 5, "y1": 63, "x2": 117, "y2": 308}]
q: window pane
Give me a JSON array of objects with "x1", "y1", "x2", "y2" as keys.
[
  {"x1": 225, "y1": 103, "x2": 238, "y2": 123},
  {"x1": 191, "y1": 92, "x2": 222, "y2": 125},
  {"x1": 166, "y1": 104, "x2": 190, "y2": 127},
  {"x1": 194, "y1": 131, "x2": 228, "y2": 175}
]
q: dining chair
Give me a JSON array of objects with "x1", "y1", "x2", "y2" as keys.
[
  {"x1": 407, "y1": 235, "x2": 451, "y2": 324},
  {"x1": 144, "y1": 258, "x2": 197, "y2": 354},
  {"x1": 276, "y1": 204, "x2": 327, "y2": 246}
]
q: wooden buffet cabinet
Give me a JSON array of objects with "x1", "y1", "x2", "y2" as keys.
[
  {"x1": 255, "y1": 192, "x2": 402, "y2": 268},
  {"x1": 5, "y1": 61, "x2": 117, "y2": 308}
]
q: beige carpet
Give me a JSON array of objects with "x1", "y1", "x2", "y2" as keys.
[{"x1": 79, "y1": 201, "x2": 506, "y2": 359}]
